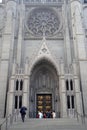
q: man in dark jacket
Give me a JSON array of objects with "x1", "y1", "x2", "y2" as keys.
[{"x1": 20, "y1": 106, "x2": 27, "y2": 122}]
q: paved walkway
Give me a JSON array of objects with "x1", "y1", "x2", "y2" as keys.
[
  {"x1": 0, "y1": 118, "x2": 5, "y2": 124},
  {"x1": 9, "y1": 118, "x2": 87, "y2": 130}
]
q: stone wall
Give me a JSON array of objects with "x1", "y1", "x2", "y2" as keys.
[{"x1": 24, "y1": 40, "x2": 64, "y2": 64}]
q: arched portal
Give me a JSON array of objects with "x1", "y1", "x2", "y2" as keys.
[{"x1": 29, "y1": 59, "x2": 60, "y2": 118}]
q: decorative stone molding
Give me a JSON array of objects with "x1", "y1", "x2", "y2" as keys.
[
  {"x1": 6, "y1": 0, "x2": 17, "y2": 2},
  {"x1": 28, "y1": 38, "x2": 60, "y2": 76},
  {"x1": 24, "y1": 0, "x2": 64, "y2": 4}
]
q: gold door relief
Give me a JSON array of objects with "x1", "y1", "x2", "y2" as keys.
[{"x1": 37, "y1": 94, "x2": 52, "y2": 112}]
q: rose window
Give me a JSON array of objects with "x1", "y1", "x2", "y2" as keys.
[{"x1": 27, "y1": 8, "x2": 60, "y2": 37}]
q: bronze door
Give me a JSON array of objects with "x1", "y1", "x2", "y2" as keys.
[{"x1": 37, "y1": 94, "x2": 52, "y2": 112}]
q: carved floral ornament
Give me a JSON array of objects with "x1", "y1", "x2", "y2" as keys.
[{"x1": 26, "y1": 7, "x2": 62, "y2": 37}]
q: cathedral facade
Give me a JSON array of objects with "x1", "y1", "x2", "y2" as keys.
[{"x1": 0, "y1": 0, "x2": 87, "y2": 118}]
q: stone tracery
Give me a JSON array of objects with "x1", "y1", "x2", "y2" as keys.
[{"x1": 27, "y1": 8, "x2": 60, "y2": 37}]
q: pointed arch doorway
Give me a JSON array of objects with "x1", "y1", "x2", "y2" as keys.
[{"x1": 29, "y1": 59, "x2": 60, "y2": 118}]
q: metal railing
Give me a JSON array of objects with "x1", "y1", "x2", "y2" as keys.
[
  {"x1": 75, "y1": 110, "x2": 87, "y2": 124},
  {"x1": 0, "y1": 112, "x2": 18, "y2": 130}
]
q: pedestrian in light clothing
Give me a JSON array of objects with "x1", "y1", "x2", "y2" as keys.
[
  {"x1": 52, "y1": 110, "x2": 56, "y2": 118},
  {"x1": 38, "y1": 111, "x2": 43, "y2": 119}
]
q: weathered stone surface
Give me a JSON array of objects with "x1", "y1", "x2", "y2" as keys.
[{"x1": 0, "y1": 0, "x2": 87, "y2": 121}]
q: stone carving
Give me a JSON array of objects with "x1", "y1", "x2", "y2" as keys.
[
  {"x1": 26, "y1": 7, "x2": 61, "y2": 37},
  {"x1": 42, "y1": 48, "x2": 47, "y2": 53}
]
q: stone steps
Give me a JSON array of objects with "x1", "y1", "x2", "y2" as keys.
[
  {"x1": 9, "y1": 118, "x2": 87, "y2": 130},
  {"x1": 0, "y1": 118, "x2": 5, "y2": 124}
]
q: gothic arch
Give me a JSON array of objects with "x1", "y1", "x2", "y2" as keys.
[
  {"x1": 30, "y1": 59, "x2": 59, "y2": 88},
  {"x1": 29, "y1": 56, "x2": 60, "y2": 76},
  {"x1": 29, "y1": 56, "x2": 60, "y2": 118}
]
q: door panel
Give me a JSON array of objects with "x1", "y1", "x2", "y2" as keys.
[{"x1": 37, "y1": 94, "x2": 52, "y2": 112}]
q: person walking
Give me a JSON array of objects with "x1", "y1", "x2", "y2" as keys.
[
  {"x1": 20, "y1": 106, "x2": 27, "y2": 122},
  {"x1": 52, "y1": 110, "x2": 56, "y2": 119},
  {"x1": 38, "y1": 111, "x2": 43, "y2": 119}
]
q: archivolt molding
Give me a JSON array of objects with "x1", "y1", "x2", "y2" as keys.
[
  {"x1": 28, "y1": 37, "x2": 61, "y2": 76},
  {"x1": 29, "y1": 54, "x2": 60, "y2": 77}
]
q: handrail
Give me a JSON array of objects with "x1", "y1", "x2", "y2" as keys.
[
  {"x1": 75, "y1": 110, "x2": 87, "y2": 118},
  {"x1": 75, "y1": 109, "x2": 87, "y2": 124},
  {"x1": 0, "y1": 115, "x2": 10, "y2": 130},
  {"x1": 84, "y1": 114, "x2": 87, "y2": 118},
  {"x1": 0, "y1": 112, "x2": 18, "y2": 130}
]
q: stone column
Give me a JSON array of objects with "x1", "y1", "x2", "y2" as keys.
[
  {"x1": 7, "y1": 76, "x2": 15, "y2": 115},
  {"x1": 70, "y1": 0, "x2": 87, "y2": 115},
  {"x1": 17, "y1": 1, "x2": 25, "y2": 66},
  {"x1": 0, "y1": 0, "x2": 17, "y2": 117},
  {"x1": 22, "y1": 60, "x2": 29, "y2": 117},
  {"x1": 70, "y1": 0, "x2": 86, "y2": 60},
  {"x1": 12, "y1": 61, "x2": 16, "y2": 75},
  {"x1": 23, "y1": 77, "x2": 29, "y2": 113},
  {"x1": 74, "y1": 77, "x2": 82, "y2": 113},
  {"x1": 7, "y1": 61, "x2": 16, "y2": 115},
  {"x1": 60, "y1": 60, "x2": 67, "y2": 117},
  {"x1": 73, "y1": 61, "x2": 83, "y2": 115},
  {"x1": 62, "y1": 0, "x2": 72, "y2": 68}
]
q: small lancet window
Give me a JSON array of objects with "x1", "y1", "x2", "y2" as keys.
[
  {"x1": 16, "y1": 80, "x2": 19, "y2": 90},
  {"x1": 15, "y1": 96, "x2": 18, "y2": 109},
  {"x1": 70, "y1": 80, "x2": 73, "y2": 90},
  {"x1": 20, "y1": 80, "x2": 23, "y2": 90},
  {"x1": 19, "y1": 96, "x2": 22, "y2": 108},
  {"x1": 66, "y1": 80, "x2": 69, "y2": 90},
  {"x1": 67, "y1": 95, "x2": 70, "y2": 109},
  {"x1": 71, "y1": 95, "x2": 75, "y2": 109}
]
